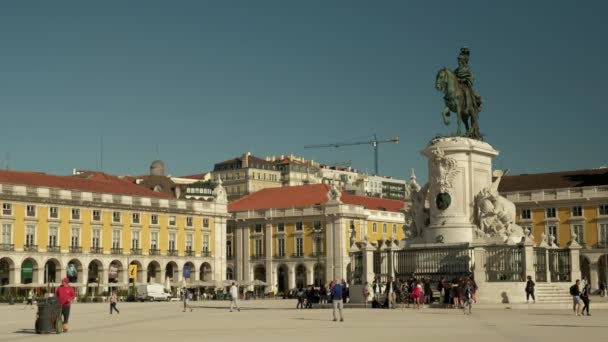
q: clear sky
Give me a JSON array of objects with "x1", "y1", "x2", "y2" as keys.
[{"x1": 0, "y1": 1, "x2": 606, "y2": 182}]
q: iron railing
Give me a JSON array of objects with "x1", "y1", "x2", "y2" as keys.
[
  {"x1": 393, "y1": 247, "x2": 474, "y2": 283},
  {"x1": 69, "y1": 246, "x2": 82, "y2": 253},
  {"x1": 373, "y1": 251, "x2": 389, "y2": 282},
  {"x1": 131, "y1": 248, "x2": 142, "y2": 255},
  {"x1": 485, "y1": 246, "x2": 524, "y2": 282},
  {"x1": 149, "y1": 248, "x2": 160, "y2": 256},
  {"x1": 0, "y1": 244, "x2": 15, "y2": 251},
  {"x1": 549, "y1": 249, "x2": 571, "y2": 282},
  {"x1": 90, "y1": 246, "x2": 103, "y2": 254},
  {"x1": 351, "y1": 252, "x2": 363, "y2": 285},
  {"x1": 111, "y1": 248, "x2": 123, "y2": 255},
  {"x1": 47, "y1": 245, "x2": 60, "y2": 253},
  {"x1": 533, "y1": 247, "x2": 547, "y2": 282},
  {"x1": 24, "y1": 244, "x2": 38, "y2": 252}
]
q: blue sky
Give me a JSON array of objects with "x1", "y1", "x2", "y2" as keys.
[{"x1": 0, "y1": 1, "x2": 606, "y2": 181}]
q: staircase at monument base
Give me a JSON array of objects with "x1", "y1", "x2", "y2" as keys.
[{"x1": 535, "y1": 284, "x2": 571, "y2": 303}]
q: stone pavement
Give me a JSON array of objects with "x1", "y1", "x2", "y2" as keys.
[{"x1": 1, "y1": 300, "x2": 607, "y2": 342}]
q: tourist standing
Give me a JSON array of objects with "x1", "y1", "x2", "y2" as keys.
[
  {"x1": 110, "y1": 291, "x2": 120, "y2": 314},
  {"x1": 599, "y1": 282, "x2": 606, "y2": 297},
  {"x1": 229, "y1": 282, "x2": 240, "y2": 312},
  {"x1": 362, "y1": 282, "x2": 371, "y2": 308},
  {"x1": 411, "y1": 281, "x2": 421, "y2": 310},
  {"x1": 581, "y1": 283, "x2": 591, "y2": 316},
  {"x1": 525, "y1": 276, "x2": 536, "y2": 303},
  {"x1": 462, "y1": 280, "x2": 473, "y2": 315},
  {"x1": 331, "y1": 280, "x2": 344, "y2": 322},
  {"x1": 55, "y1": 277, "x2": 75, "y2": 332},
  {"x1": 423, "y1": 279, "x2": 432, "y2": 305},
  {"x1": 570, "y1": 279, "x2": 581, "y2": 316},
  {"x1": 26, "y1": 289, "x2": 34, "y2": 308}
]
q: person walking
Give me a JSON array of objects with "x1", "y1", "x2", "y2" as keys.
[
  {"x1": 599, "y1": 282, "x2": 606, "y2": 297},
  {"x1": 55, "y1": 277, "x2": 75, "y2": 332},
  {"x1": 331, "y1": 280, "x2": 344, "y2": 322},
  {"x1": 182, "y1": 288, "x2": 193, "y2": 312},
  {"x1": 462, "y1": 280, "x2": 473, "y2": 315},
  {"x1": 570, "y1": 279, "x2": 582, "y2": 316},
  {"x1": 229, "y1": 282, "x2": 240, "y2": 312},
  {"x1": 525, "y1": 276, "x2": 536, "y2": 304},
  {"x1": 110, "y1": 291, "x2": 120, "y2": 314},
  {"x1": 25, "y1": 289, "x2": 34, "y2": 309},
  {"x1": 363, "y1": 282, "x2": 372, "y2": 308},
  {"x1": 296, "y1": 287, "x2": 305, "y2": 309},
  {"x1": 411, "y1": 281, "x2": 421, "y2": 310},
  {"x1": 581, "y1": 283, "x2": 591, "y2": 316}
]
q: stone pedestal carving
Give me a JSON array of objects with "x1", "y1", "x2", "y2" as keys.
[{"x1": 421, "y1": 137, "x2": 498, "y2": 244}]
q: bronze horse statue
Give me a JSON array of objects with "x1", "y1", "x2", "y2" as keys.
[{"x1": 435, "y1": 67, "x2": 482, "y2": 139}]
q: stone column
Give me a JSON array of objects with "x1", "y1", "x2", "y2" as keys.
[
  {"x1": 242, "y1": 227, "x2": 251, "y2": 283},
  {"x1": 325, "y1": 220, "x2": 334, "y2": 283},
  {"x1": 288, "y1": 264, "x2": 296, "y2": 289},
  {"x1": 363, "y1": 245, "x2": 375, "y2": 285},
  {"x1": 265, "y1": 223, "x2": 273, "y2": 292},
  {"x1": 590, "y1": 263, "x2": 599, "y2": 291},
  {"x1": 473, "y1": 246, "x2": 486, "y2": 285},
  {"x1": 386, "y1": 246, "x2": 395, "y2": 279},
  {"x1": 568, "y1": 243, "x2": 582, "y2": 282},
  {"x1": 522, "y1": 239, "x2": 535, "y2": 280},
  {"x1": 235, "y1": 225, "x2": 243, "y2": 281},
  {"x1": 213, "y1": 216, "x2": 227, "y2": 281}
]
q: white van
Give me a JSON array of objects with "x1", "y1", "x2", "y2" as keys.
[{"x1": 137, "y1": 284, "x2": 171, "y2": 302}]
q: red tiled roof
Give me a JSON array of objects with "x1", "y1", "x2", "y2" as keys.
[
  {"x1": 499, "y1": 168, "x2": 608, "y2": 192},
  {"x1": 179, "y1": 173, "x2": 208, "y2": 180},
  {"x1": 0, "y1": 169, "x2": 172, "y2": 199},
  {"x1": 228, "y1": 184, "x2": 405, "y2": 212}
]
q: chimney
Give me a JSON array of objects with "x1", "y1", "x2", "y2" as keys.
[{"x1": 242, "y1": 153, "x2": 249, "y2": 168}]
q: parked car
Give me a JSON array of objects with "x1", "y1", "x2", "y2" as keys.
[{"x1": 137, "y1": 284, "x2": 171, "y2": 302}]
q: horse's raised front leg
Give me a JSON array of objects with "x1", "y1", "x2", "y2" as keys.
[
  {"x1": 441, "y1": 107, "x2": 451, "y2": 125},
  {"x1": 456, "y1": 111, "x2": 462, "y2": 136}
]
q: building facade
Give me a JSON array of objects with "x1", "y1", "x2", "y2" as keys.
[
  {"x1": 499, "y1": 168, "x2": 608, "y2": 289},
  {"x1": 0, "y1": 170, "x2": 228, "y2": 295},
  {"x1": 211, "y1": 153, "x2": 281, "y2": 200},
  {"x1": 226, "y1": 184, "x2": 405, "y2": 294}
]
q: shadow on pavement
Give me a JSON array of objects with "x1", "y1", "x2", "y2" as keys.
[
  {"x1": 14, "y1": 329, "x2": 37, "y2": 334},
  {"x1": 530, "y1": 324, "x2": 608, "y2": 329}
]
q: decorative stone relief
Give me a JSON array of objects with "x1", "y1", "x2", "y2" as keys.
[
  {"x1": 430, "y1": 148, "x2": 460, "y2": 195},
  {"x1": 405, "y1": 169, "x2": 429, "y2": 238}
]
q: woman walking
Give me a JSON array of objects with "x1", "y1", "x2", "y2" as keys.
[
  {"x1": 525, "y1": 275, "x2": 536, "y2": 304},
  {"x1": 411, "y1": 281, "x2": 421, "y2": 310},
  {"x1": 110, "y1": 291, "x2": 120, "y2": 314},
  {"x1": 581, "y1": 283, "x2": 591, "y2": 316}
]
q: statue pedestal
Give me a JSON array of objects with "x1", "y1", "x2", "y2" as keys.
[{"x1": 422, "y1": 137, "x2": 498, "y2": 244}]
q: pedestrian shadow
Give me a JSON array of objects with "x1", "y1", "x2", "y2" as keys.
[
  {"x1": 291, "y1": 318, "x2": 331, "y2": 322},
  {"x1": 530, "y1": 324, "x2": 608, "y2": 329},
  {"x1": 14, "y1": 329, "x2": 37, "y2": 334}
]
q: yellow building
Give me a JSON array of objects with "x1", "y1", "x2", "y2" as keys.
[
  {"x1": 499, "y1": 168, "x2": 608, "y2": 288},
  {"x1": 0, "y1": 170, "x2": 228, "y2": 295},
  {"x1": 227, "y1": 184, "x2": 405, "y2": 293}
]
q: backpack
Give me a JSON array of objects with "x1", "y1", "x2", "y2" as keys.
[{"x1": 569, "y1": 285, "x2": 577, "y2": 296}]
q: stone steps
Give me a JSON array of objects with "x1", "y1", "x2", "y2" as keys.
[{"x1": 535, "y1": 284, "x2": 571, "y2": 303}]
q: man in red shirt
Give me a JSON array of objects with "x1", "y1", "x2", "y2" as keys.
[{"x1": 55, "y1": 277, "x2": 75, "y2": 332}]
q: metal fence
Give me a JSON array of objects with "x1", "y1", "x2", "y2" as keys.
[
  {"x1": 351, "y1": 252, "x2": 363, "y2": 285},
  {"x1": 548, "y1": 249, "x2": 571, "y2": 282},
  {"x1": 393, "y1": 247, "x2": 474, "y2": 283},
  {"x1": 373, "y1": 251, "x2": 389, "y2": 282},
  {"x1": 533, "y1": 247, "x2": 547, "y2": 282},
  {"x1": 485, "y1": 246, "x2": 524, "y2": 282}
]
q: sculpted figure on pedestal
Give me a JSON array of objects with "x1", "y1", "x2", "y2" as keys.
[{"x1": 405, "y1": 170, "x2": 429, "y2": 238}]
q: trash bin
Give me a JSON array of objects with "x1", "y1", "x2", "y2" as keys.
[{"x1": 35, "y1": 297, "x2": 62, "y2": 334}]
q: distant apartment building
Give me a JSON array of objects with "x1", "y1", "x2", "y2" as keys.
[{"x1": 211, "y1": 153, "x2": 281, "y2": 200}]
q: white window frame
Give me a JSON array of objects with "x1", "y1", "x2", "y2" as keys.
[
  {"x1": 226, "y1": 239, "x2": 232, "y2": 258},
  {"x1": 202, "y1": 234, "x2": 210, "y2": 252},
  {"x1": 599, "y1": 204, "x2": 608, "y2": 216},
  {"x1": 296, "y1": 221, "x2": 303, "y2": 231},
  {"x1": 49, "y1": 207, "x2": 59, "y2": 219},
  {"x1": 393, "y1": 224, "x2": 397, "y2": 234},
  {"x1": 2, "y1": 203, "x2": 13, "y2": 216},
  {"x1": 254, "y1": 239, "x2": 263, "y2": 257},
  {"x1": 48, "y1": 225, "x2": 59, "y2": 247},
  {"x1": 185, "y1": 233, "x2": 193, "y2": 251},
  {"x1": 91, "y1": 228, "x2": 101, "y2": 249},
  {"x1": 168, "y1": 232, "x2": 176, "y2": 251},
  {"x1": 112, "y1": 229, "x2": 121, "y2": 249},
  {"x1": 382, "y1": 223, "x2": 387, "y2": 234},
  {"x1": 169, "y1": 216, "x2": 176, "y2": 226},
  {"x1": 1, "y1": 222, "x2": 12, "y2": 245},
  {"x1": 521, "y1": 209, "x2": 531, "y2": 220},
  {"x1": 132, "y1": 213, "x2": 140, "y2": 224},
  {"x1": 131, "y1": 230, "x2": 141, "y2": 249},
  {"x1": 71, "y1": 226, "x2": 81, "y2": 247},
  {"x1": 277, "y1": 238, "x2": 285, "y2": 257},
  {"x1": 71, "y1": 208, "x2": 80, "y2": 220},
  {"x1": 254, "y1": 224, "x2": 262, "y2": 233},
  {"x1": 203, "y1": 218, "x2": 209, "y2": 228},
  {"x1": 92, "y1": 210, "x2": 101, "y2": 221},
  {"x1": 277, "y1": 223, "x2": 285, "y2": 232},
  {"x1": 372, "y1": 223, "x2": 377, "y2": 233},
  {"x1": 295, "y1": 237, "x2": 304, "y2": 257},
  {"x1": 572, "y1": 224, "x2": 584, "y2": 244},
  {"x1": 26, "y1": 205, "x2": 36, "y2": 217},
  {"x1": 150, "y1": 231, "x2": 159, "y2": 250},
  {"x1": 572, "y1": 206, "x2": 583, "y2": 217},
  {"x1": 151, "y1": 214, "x2": 159, "y2": 225},
  {"x1": 546, "y1": 224, "x2": 558, "y2": 245},
  {"x1": 25, "y1": 224, "x2": 36, "y2": 246},
  {"x1": 112, "y1": 211, "x2": 121, "y2": 223},
  {"x1": 599, "y1": 223, "x2": 608, "y2": 247},
  {"x1": 546, "y1": 207, "x2": 557, "y2": 219},
  {"x1": 186, "y1": 216, "x2": 193, "y2": 227}
]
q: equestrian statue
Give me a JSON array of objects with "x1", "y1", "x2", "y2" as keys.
[{"x1": 435, "y1": 47, "x2": 483, "y2": 140}]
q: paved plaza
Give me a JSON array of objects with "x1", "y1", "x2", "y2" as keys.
[{"x1": 1, "y1": 300, "x2": 607, "y2": 342}]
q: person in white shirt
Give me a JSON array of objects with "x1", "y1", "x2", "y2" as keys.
[{"x1": 229, "y1": 282, "x2": 240, "y2": 312}]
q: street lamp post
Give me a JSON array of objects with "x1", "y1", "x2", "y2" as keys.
[{"x1": 313, "y1": 225, "x2": 324, "y2": 287}]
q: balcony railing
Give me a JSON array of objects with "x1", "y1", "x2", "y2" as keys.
[
  {"x1": 274, "y1": 254, "x2": 287, "y2": 259},
  {"x1": 167, "y1": 250, "x2": 178, "y2": 256},
  {"x1": 111, "y1": 248, "x2": 123, "y2": 255},
  {"x1": 24, "y1": 244, "x2": 38, "y2": 252},
  {"x1": 251, "y1": 254, "x2": 265, "y2": 260},
  {"x1": 149, "y1": 248, "x2": 160, "y2": 256},
  {"x1": 69, "y1": 246, "x2": 82, "y2": 253},
  {"x1": 90, "y1": 246, "x2": 103, "y2": 254},
  {"x1": 201, "y1": 250, "x2": 211, "y2": 257},
  {"x1": 131, "y1": 248, "x2": 142, "y2": 255},
  {"x1": 185, "y1": 250, "x2": 195, "y2": 257},
  {"x1": 47, "y1": 245, "x2": 60, "y2": 253},
  {"x1": 0, "y1": 244, "x2": 15, "y2": 251},
  {"x1": 291, "y1": 253, "x2": 305, "y2": 258}
]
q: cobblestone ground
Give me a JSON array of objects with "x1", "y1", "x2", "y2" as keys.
[{"x1": 1, "y1": 300, "x2": 607, "y2": 342}]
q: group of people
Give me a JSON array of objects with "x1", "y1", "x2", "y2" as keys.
[
  {"x1": 362, "y1": 275, "x2": 476, "y2": 313},
  {"x1": 570, "y1": 278, "x2": 593, "y2": 316},
  {"x1": 295, "y1": 280, "x2": 350, "y2": 309}
]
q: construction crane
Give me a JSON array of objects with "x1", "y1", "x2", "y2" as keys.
[
  {"x1": 304, "y1": 135, "x2": 399, "y2": 175},
  {"x1": 323, "y1": 160, "x2": 352, "y2": 168}
]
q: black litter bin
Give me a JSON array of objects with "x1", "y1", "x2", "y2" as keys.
[{"x1": 35, "y1": 297, "x2": 63, "y2": 334}]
